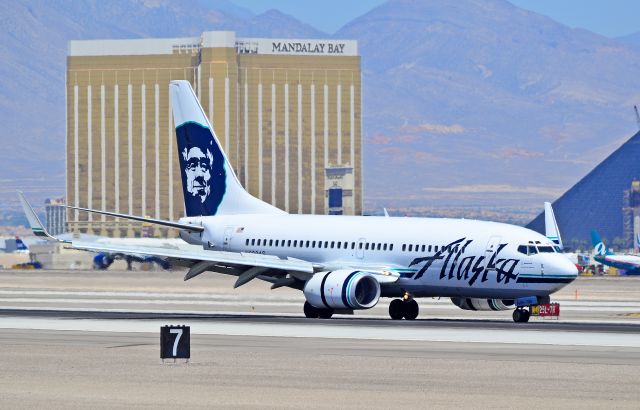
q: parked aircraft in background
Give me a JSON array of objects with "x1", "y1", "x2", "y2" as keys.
[
  {"x1": 591, "y1": 230, "x2": 640, "y2": 275},
  {"x1": 544, "y1": 202, "x2": 562, "y2": 250},
  {"x1": 23, "y1": 80, "x2": 578, "y2": 322}
]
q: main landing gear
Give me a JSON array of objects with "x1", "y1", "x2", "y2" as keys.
[
  {"x1": 303, "y1": 301, "x2": 334, "y2": 319},
  {"x1": 388, "y1": 293, "x2": 419, "y2": 320},
  {"x1": 512, "y1": 307, "x2": 530, "y2": 323}
]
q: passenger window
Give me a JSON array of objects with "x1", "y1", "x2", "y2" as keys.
[
  {"x1": 435, "y1": 246, "x2": 439, "y2": 252},
  {"x1": 269, "y1": 240, "x2": 273, "y2": 246},
  {"x1": 359, "y1": 242, "x2": 363, "y2": 249},
  {"x1": 351, "y1": 242, "x2": 355, "y2": 249},
  {"x1": 245, "y1": 239, "x2": 249, "y2": 246},
  {"x1": 377, "y1": 243, "x2": 381, "y2": 251},
  {"x1": 257, "y1": 239, "x2": 262, "y2": 246},
  {"x1": 390, "y1": 244, "x2": 394, "y2": 251},
  {"x1": 408, "y1": 244, "x2": 413, "y2": 252},
  {"x1": 415, "y1": 244, "x2": 419, "y2": 252},
  {"x1": 312, "y1": 241, "x2": 316, "y2": 248},
  {"x1": 383, "y1": 244, "x2": 387, "y2": 251},
  {"x1": 251, "y1": 239, "x2": 255, "y2": 246},
  {"x1": 402, "y1": 244, "x2": 406, "y2": 251},
  {"x1": 337, "y1": 242, "x2": 342, "y2": 249},
  {"x1": 324, "y1": 241, "x2": 329, "y2": 248},
  {"x1": 293, "y1": 240, "x2": 297, "y2": 247},
  {"x1": 331, "y1": 241, "x2": 335, "y2": 248},
  {"x1": 428, "y1": 245, "x2": 432, "y2": 252},
  {"x1": 365, "y1": 243, "x2": 369, "y2": 250},
  {"x1": 287, "y1": 240, "x2": 291, "y2": 247},
  {"x1": 304, "y1": 241, "x2": 308, "y2": 248},
  {"x1": 343, "y1": 242, "x2": 348, "y2": 249}
]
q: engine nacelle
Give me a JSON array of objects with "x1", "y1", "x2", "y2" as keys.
[
  {"x1": 93, "y1": 253, "x2": 114, "y2": 270},
  {"x1": 451, "y1": 297, "x2": 515, "y2": 311},
  {"x1": 304, "y1": 270, "x2": 381, "y2": 310}
]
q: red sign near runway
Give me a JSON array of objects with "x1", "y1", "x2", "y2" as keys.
[{"x1": 532, "y1": 303, "x2": 560, "y2": 317}]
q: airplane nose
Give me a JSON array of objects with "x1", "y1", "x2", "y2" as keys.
[{"x1": 555, "y1": 254, "x2": 579, "y2": 281}]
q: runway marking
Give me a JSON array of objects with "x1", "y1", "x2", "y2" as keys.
[{"x1": 0, "y1": 316, "x2": 638, "y2": 348}]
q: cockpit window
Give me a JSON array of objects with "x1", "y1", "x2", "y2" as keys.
[
  {"x1": 518, "y1": 245, "x2": 541, "y2": 256},
  {"x1": 537, "y1": 246, "x2": 555, "y2": 253}
]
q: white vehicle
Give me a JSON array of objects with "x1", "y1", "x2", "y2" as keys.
[{"x1": 23, "y1": 80, "x2": 578, "y2": 322}]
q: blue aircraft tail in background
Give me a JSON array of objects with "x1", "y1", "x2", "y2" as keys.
[{"x1": 591, "y1": 230, "x2": 613, "y2": 256}]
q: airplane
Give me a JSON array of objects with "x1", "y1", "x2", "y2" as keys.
[
  {"x1": 591, "y1": 230, "x2": 640, "y2": 275},
  {"x1": 22, "y1": 80, "x2": 578, "y2": 323}
]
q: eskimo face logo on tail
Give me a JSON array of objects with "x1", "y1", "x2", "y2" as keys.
[
  {"x1": 182, "y1": 146, "x2": 213, "y2": 203},
  {"x1": 176, "y1": 122, "x2": 226, "y2": 216}
]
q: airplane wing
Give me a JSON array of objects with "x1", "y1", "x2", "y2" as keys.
[
  {"x1": 71, "y1": 239, "x2": 315, "y2": 275},
  {"x1": 19, "y1": 192, "x2": 399, "y2": 288},
  {"x1": 70, "y1": 239, "x2": 399, "y2": 284}
]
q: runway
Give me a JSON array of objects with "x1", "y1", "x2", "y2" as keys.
[{"x1": 1, "y1": 270, "x2": 639, "y2": 408}]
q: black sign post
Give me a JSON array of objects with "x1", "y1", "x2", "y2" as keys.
[{"x1": 160, "y1": 325, "x2": 190, "y2": 362}]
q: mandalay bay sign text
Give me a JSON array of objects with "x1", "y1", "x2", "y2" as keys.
[{"x1": 236, "y1": 38, "x2": 358, "y2": 56}]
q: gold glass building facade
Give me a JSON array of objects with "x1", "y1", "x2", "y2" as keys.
[{"x1": 66, "y1": 32, "x2": 361, "y2": 236}]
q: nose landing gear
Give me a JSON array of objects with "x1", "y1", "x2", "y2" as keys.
[{"x1": 389, "y1": 292, "x2": 419, "y2": 320}]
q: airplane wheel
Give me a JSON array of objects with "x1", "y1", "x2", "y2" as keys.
[
  {"x1": 304, "y1": 301, "x2": 319, "y2": 318},
  {"x1": 318, "y1": 309, "x2": 334, "y2": 319},
  {"x1": 403, "y1": 299, "x2": 419, "y2": 320},
  {"x1": 389, "y1": 299, "x2": 404, "y2": 320},
  {"x1": 512, "y1": 308, "x2": 530, "y2": 323}
]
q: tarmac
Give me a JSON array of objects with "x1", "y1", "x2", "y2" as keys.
[{"x1": 0, "y1": 269, "x2": 639, "y2": 408}]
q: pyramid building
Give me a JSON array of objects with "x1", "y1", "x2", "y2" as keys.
[{"x1": 527, "y1": 131, "x2": 640, "y2": 250}]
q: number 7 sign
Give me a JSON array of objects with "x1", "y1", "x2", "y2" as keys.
[{"x1": 160, "y1": 325, "x2": 190, "y2": 360}]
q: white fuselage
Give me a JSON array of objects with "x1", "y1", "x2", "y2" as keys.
[{"x1": 182, "y1": 214, "x2": 578, "y2": 300}]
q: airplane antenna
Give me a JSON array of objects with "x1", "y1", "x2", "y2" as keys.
[{"x1": 634, "y1": 105, "x2": 640, "y2": 130}]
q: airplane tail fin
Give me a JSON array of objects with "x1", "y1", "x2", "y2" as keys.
[
  {"x1": 544, "y1": 202, "x2": 562, "y2": 250},
  {"x1": 169, "y1": 80, "x2": 283, "y2": 217},
  {"x1": 591, "y1": 230, "x2": 613, "y2": 256},
  {"x1": 15, "y1": 237, "x2": 27, "y2": 251}
]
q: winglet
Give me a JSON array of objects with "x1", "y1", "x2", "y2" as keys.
[
  {"x1": 18, "y1": 192, "x2": 63, "y2": 242},
  {"x1": 544, "y1": 202, "x2": 562, "y2": 250}
]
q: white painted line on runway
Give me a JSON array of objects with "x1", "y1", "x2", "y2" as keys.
[{"x1": 0, "y1": 317, "x2": 638, "y2": 348}]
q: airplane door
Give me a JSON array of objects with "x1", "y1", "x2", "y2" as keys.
[
  {"x1": 223, "y1": 226, "x2": 234, "y2": 250},
  {"x1": 356, "y1": 238, "x2": 366, "y2": 259},
  {"x1": 484, "y1": 236, "x2": 502, "y2": 272}
]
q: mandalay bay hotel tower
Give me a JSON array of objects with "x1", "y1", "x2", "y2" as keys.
[{"x1": 66, "y1": 31, "x2": 361, "y2": 237}]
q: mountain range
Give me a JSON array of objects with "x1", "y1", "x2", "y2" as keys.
[{"x1": 3, "y1": 0, "x2": 640, "y2": 218}]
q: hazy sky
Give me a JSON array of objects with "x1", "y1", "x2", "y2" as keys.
[{"x1": 230, "y1": 0, "x2": 640, "y2": 38}]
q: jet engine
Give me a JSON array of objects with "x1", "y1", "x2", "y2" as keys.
[
  {"x1": 304, "y1": 270, "x2": 381, "y2": 310},
  {"x1": 451, "y1": 297, "x2": 514, "y2": 311},
  {"x1": 93, "y1": 253, "x2": 115, "y2": 270}
]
